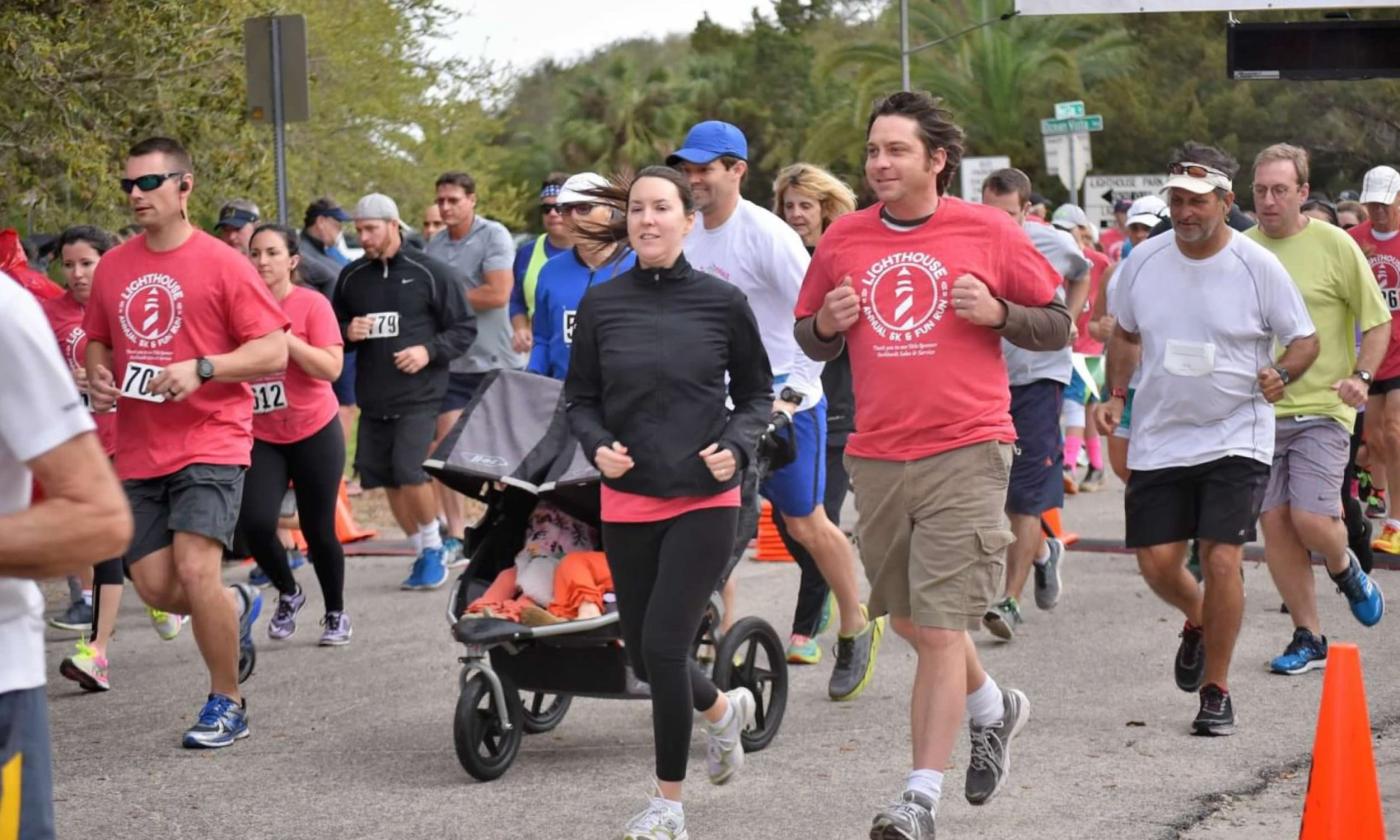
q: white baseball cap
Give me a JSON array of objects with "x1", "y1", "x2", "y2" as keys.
[
  {"x1": 1163, "y1": 162, "x2": 1233, "y2": 196},
  {"x1": 1126, "y1": 195, "x2": 1168, "y2": 230},
  {"x1": 1051, "y1": 204, "x2": 1096, "y2": 243},
  {"x1": 1360, "y1": 166, "x2": 1400, "y2": 205},
  {"x1": 557, "y1": 172, "x2": 610, "y2": 206}
]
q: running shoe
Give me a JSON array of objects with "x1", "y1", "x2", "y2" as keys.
[
  {"x1": 620, "y1": 796, "x2": 687, "y2": 840},
  {"x1": 965, "y1": 687, "x2": 1031, "y2": 805},
  {"x1": 870, "y1": 790, "x2": 936, "y2": 840},
  {"x1": 829, "y1": 605, "x2": 885, "y2": 702},
  {"x1": 1333, "y1": 550, "x2": 1385, "y2": 626},
  {"x1": 48, "y1": 598, "x2": 93, "y2": 632},
  {"x1": 148, "y1": 607, "x2": 187, "y2": 641},
  {"x1": 59, "y1": 639, "x2": 110, "y2": 692},
  {"x1": 181, "y1": 694, "x2": 249, "y2": 749},
  {"x1": 1033, "y1": 537, "x2": 1064, "y2": 611},
  {"x1": 1269, "y1": 627, "x2": 1327, "y2": 675},
  {"x1": 319, "y1": 611, "x2": 352, "y2": 646},
  {"x1": 267, "y1": 585, "x2": 307, "y2": 640},
  {"x1": 1079, "y1": 466, "x2": 1105, "y2": 493},
  {"x1": 443, "y1": 537, "x2": 468, "y2": 569},
  {"x1": 235, "y1": 583, "x2": 262, "y2": 684},
  {"x1": 1192, "y1": 683, "x2": 1235, "y2": 736},
  {"x1": 1175, "y1": 620, "x2": 1205, "y2": 692},
  {"x1": 786, "y1": 634, "x2": 821, "y2": 665},
  {"x1": 706, "y1": 687, "x2": 755, "y2": 785},
  {"x1": 248, "y1": 551, "x2": 307, "y2": 588},
  {"x1": 982, "y1": 597, "x2": 1022, "y2": 641},
  {"x1": 1062, "y1": 469, "x2": 1079, "y2": 495},
  {"x1": 1371, "y1": 523, "x2": 1400, "y2": 555},
  {"x1": 815, "y1": 590, "x2": 837, "y2": 636},
  {"x1": 404, "y1": 546, "x2": 448, "y2": 590}
]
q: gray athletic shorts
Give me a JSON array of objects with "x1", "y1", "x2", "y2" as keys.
[
  {"x1": 123, "y1": 463, "x2": 246, "y2": 564},
  {"x1": 1261, "y1": 417, "x2": 1349, "y2": 518}
]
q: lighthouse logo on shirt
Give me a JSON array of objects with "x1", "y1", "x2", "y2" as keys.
[
  {"x1": 861, "y1": 251, "x2": 950, "y2": 347},
  {"x1": 60, "y1": 326, "x2": 85, "y2": 367},
  {"x1": 1372, "y1": 254, "x2": 1400, "y2": 311},
  {"x1": 117, "y1": 273, "x2": 184, "y2": 348}
]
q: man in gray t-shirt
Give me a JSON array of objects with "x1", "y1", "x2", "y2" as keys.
[
  {"x1": 980, "y1": 169, "x2": 1089, "y2": 641},
  {"x1": 425, "y1": 170, "x2": 520, "y2": 555}
]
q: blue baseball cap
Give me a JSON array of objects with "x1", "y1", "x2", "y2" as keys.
[{"x1": 666, "y1": 121, "x2": 748, "y2": 166}]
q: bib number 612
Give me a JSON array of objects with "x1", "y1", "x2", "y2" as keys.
[{"x1": 120, "y1": 361, "x2": 165, "y2": 403}]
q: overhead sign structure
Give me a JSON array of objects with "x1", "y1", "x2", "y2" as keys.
[
  {"x1": 960, "y1": 156, "x2": 1012, "y2": 203},
  {"x1": 1016, "y1": 0, "x2": 1394, "y2": 14},
  {"x1": 1084, "y1": 174, "x2": 1169, "y2": 231}
]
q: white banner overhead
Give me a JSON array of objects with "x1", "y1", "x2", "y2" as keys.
[{"x1": 1016, "y1": 0, "x2": 1395, "y2": 14}]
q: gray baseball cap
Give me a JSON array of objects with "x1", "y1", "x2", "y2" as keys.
[{"x1": 352, "y1": 193, "x2": 400, "y2": 222}]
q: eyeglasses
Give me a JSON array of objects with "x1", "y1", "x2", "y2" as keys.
[
  {"x1": 539, "y1": 203, "x2": 563, "y2": 215},
  {"x1": 1170, "y1": 162, "x2": 1230, "y2": 181},
  {"x1": 1254, "y1": 184, "x2": 1301, "y2": 200},
  {"x1": 562, "y1": 203, "x2": 597, "y2": 215},
  {"x1": 120, "y1": 172, "x2": 185, "y2": 194}
]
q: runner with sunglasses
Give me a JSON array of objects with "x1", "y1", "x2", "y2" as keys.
[
  {"x1": 84, "y1": 136, "x2": 291, "y2": 748},
  {"x1": 510, "y1": 174, "x2": 574, "y2": 355}
]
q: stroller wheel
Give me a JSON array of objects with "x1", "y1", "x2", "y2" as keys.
[
  {"x1": 711, "y1": 616, "x2": 788, "y2": 753},
  {"x1": 454, "y1": 670, "x2": 523, "y2": 781},
  {"x1": 520, "y1": 692, "x2": 572, "y2": 734}
]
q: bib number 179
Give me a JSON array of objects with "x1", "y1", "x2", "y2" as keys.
[
  {"x1": 120, "y1": 361, "x2": 165, "y2": 403},
  {"x1": 366, "y1": 312, "x2": 399, "y2": 339}
]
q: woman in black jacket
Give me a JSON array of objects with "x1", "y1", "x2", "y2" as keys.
[{"x1": 565, "y1": 166, "x2": 772, "y2": 840}]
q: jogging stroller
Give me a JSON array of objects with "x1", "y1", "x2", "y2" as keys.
[{"x1": 425, "y1": 370, "x2": 789, "y2": 782}]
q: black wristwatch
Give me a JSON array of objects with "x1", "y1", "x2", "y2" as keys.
[
  {"x1": 196, "y1": 357, "x2": 215, "y2": 381},
  {"x1": 1355, "y1": 369, "x2": 1374, "y2": 388},
  {"x1": 1271, "y1": 363, "x2": 1291, "y2": 386}
]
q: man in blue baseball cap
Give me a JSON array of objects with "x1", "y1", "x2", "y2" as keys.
[
  {"x1": 213, "y1": 198, "x2": 261, "y2": 256},
  {"x1": 671, "y1": 119, "x2": 886, "y2": 705}
]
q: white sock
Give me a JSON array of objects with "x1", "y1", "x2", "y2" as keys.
[
  {"x1": 707, "y1": 698, "x2": 736, "y2": 733},
  {"x1": 420, "y1": 521, "x2": 443, "y2": 551},
  {"x1": 966, "y1": 675, "x2": 1005, "y2": 727},
  {"x1": 81, "y1": 589, "x2": 93, "y2": 606},
  {"x1": 409, "y1": 529, "x2": 423, "y2": 553},
  {"x1": 653, "y1": 791, "x2": 684, "y2": 815},
  {"x1": 1032, "y1": 541, "x2": 1051, "y2": 566},
  {"x1": 904, "y1": 769, "x2": 943, "y2": 808}
]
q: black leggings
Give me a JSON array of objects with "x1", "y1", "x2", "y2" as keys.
[
  {"x1": 238, "y1": 418, "x2": 347, "y2": 612},
  {"x1": 603, "y1": 506, "x2": 736, "y2": 783},
  {"x1": 777, "y1": 443, "x2": 850, "y2": 637},
  {"x1": 1347, "y1": 413, "x2": 1374, "y2": 573}
]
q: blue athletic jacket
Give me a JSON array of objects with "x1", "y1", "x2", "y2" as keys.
[{"x1": 528, "y1": 247, "x2": 636, "y2": 380}]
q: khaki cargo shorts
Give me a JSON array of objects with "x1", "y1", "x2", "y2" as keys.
[{"x1": 846, "y1": 441, "x2": 1015, "y2": 631}]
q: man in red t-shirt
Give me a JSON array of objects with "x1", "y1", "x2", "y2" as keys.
[
  {"x1": 795, "y1": 91, "x2": 1070, "y2": 839},
  {"x1": 1351, "y1": 165, "x2": 1400, "y2": 553},
  {"x1": 84, "y1": 137, "x2": 289, "y2": 750}
]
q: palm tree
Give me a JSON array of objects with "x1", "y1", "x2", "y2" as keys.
[{"x1": 556, "y1": 56, "x2": 690, "y2": 173}]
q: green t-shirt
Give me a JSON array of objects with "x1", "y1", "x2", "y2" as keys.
[{"x1": 1246, "y1": 219, "x2": 1391, "y2": 430}]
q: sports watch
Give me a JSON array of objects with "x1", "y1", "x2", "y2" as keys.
[
  {"x1": 1271, "y1": 363, "x2": 1291, "y2": 386},
  {"x1": 196, "y1": 357, "x2": 215, "y2": 381},
  {"x1": 1355, "y1": 369, "x2": 1374, "y2": 387}
]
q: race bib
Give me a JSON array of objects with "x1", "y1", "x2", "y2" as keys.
[
  {"x1": 365, "y1": 311, "x2": 400, "y2": 339},
  {"x1": 1163, "y1": 339, "x2": 1215, "y2": 377},
  {"x1": 120, "y1": 361, "x2": 165, "y2": 403},
  {"x1": 251, "y1": 381, "x2": 289, "y2": 414},
  {"x1": 563, "y1": 310, "x2": 578, "y2": 345},
  {"x1": 80, "y1": 390, "x2": 92, "y2": 410}
]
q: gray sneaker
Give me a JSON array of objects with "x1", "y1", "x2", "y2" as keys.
[
  {"x1": 1033, "y1": 537, "x2": 1064, "y2": 611},
  {"x1": 267, "y1": 586, "x2": 306, "y2": 641},
  {"x1": 319, "y1": 611, "x2": 352, "y2": 646},
  {"x1": 981, "y1": 598, "x2": 1022, "y2": 640},
  {"x1": 621, "y1": 798, "x2": 688, "y2": 840},
  {"x1": 707, "y1": 687, "x2": 755, "y2": 784},
  {"x1": 829, "y1": 606, "x2": 885, "y2": 701},
  {"x1": 48, "y1": 598, "x2": 94, "y2": 632},
  {"x1": 870, "y1": 790, "x2": 937, "y2": 839},
  {"x1": 965, "y1": 687, "x2": 1030, "y2": 805}
]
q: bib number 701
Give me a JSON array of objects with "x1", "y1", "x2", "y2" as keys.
[{"x1": 120, "y1": 361, "x2": 165, "y2": 403}]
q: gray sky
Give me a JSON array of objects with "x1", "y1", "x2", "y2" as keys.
[{"x1": 435, "y1": 0, "x2": 771, "y2": 74}]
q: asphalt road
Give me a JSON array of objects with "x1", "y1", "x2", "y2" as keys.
[{"x1": 40, "y1": 475, "x2": 1400, "y2": 839}]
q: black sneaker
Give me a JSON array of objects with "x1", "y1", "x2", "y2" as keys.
[
  {"x1": 1192, "y1": 683, "x2": 1235, "y2": 736},
  {"x1": 1175, "y1": 621, "x2": 1205, "y2": 692}
]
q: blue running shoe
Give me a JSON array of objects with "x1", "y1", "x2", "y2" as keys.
[
  {"x1": 182, "y1": 694, "x2": 249, "y2": 749},
  {"x1": 1270, "y1": 627, "x2": 1328, "y2": 675},
  {"x1": 1333, "y1": 550, "x2": 1384, "y2": 627},
  {"x1": 400, "y1": 552, "x2": 427, "y2": 590},
  {"x1": 249, "y1": 551, "x2": 307, "y2": 588},
  {"x1": 235, "y1": 583, "x2": 262, "y2": 683},
  {"x1": 417, "y1": 546, "x2": 449, "y2": 590}
]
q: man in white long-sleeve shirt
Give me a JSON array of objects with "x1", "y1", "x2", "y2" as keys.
[{"x1": 670, "y1": 120, "x2": 884, "y2": 702}]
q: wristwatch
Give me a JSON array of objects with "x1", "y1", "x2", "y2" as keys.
[
  {"x1": 1271, "y1": 363, "x2": 1291, "y2": 386},
  {"x1": 196, "y1": 357, "x2": 215, "y2": 381},
  {"x1": 1355, "y1": 369, "x2": 1374, "y2": 387}
]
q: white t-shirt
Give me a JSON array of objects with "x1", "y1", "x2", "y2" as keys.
[
  {"x1": 0, "y1": 274, "x2": 96, "y2": 694},
  {"x1": 1002, "y1": 221, "x2": 1090, "y2": 387},
  {"x1": 1115, "y1": 230, "x2": 1315, "y2": 471},
  {"x1": 685, "y1": 199, "x2": 825, "y2": 410}
]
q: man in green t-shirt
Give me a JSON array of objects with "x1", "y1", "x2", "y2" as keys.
[{"x1": 1247, "y1": 144, "x2": 1392, "y2": 677}]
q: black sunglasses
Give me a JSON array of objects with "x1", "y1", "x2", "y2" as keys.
[
  {"x1": 539, "y1": 203, "x2": 563, "y2": 215},
  {"x1": 120, "y1": 172, "x2": 185, "y2": 194}
]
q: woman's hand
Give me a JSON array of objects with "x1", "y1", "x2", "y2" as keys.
[
  {"x1": 595, "y1": 441, "x2": 635, "y2": 479},
  {"x1": 699, "y1": 443, "x2": 736, "y2": 482}
]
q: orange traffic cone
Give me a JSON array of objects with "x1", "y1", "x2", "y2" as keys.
[
  {"x1": 754, "y1": 501, "x2": 794, "y2": 562},
  {"x1": 1299, "y1": 642, "x2": 1385, "y2": 839},
  {"x1": 1041, "y1": 507, "x2": 1078, "y2": 547},
  {"x1": 334, "y1": 479, "x2": 378, "y2": 543}
]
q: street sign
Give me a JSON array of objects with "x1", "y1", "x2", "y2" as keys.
[
  {"x1": 245, "y1": 15, "x2": 309, "y2": 124},
  {"x1": 1084, "y1": 174, "x2": 1169, "y2": 230},
  {"x1": 1040, "y1": 115, "x2": 1104, "y2": 136},
  {"x1": 1054, "y1": 101, "x2": 1085, "y2": 119},
  {"x1": 960, "y1": 155, "x2": 1012, "y2": 203},
  {"x1": 1044, "y1": 133, "x2": 1092, "y2": 193}
]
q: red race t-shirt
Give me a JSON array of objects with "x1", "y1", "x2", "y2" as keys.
[
  {"x1": 41, "y1": 291, "x2": 117, "y2": 455},
  {"x1": 1350, "y1": 221, "x2": 1400, "y2": 379},
  {"x1": 1073, "y1": 248, "x2": 1112, "y2": 355},
  {"x1": 83, "y1": 231, "x2": 289, "y2": 479},
  {"x1": 252, "y1": 285, "x2": 342, "y2": 445},
  {"x1": 795, "y1": 198, "x2": 1060, "y2": 462}
]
